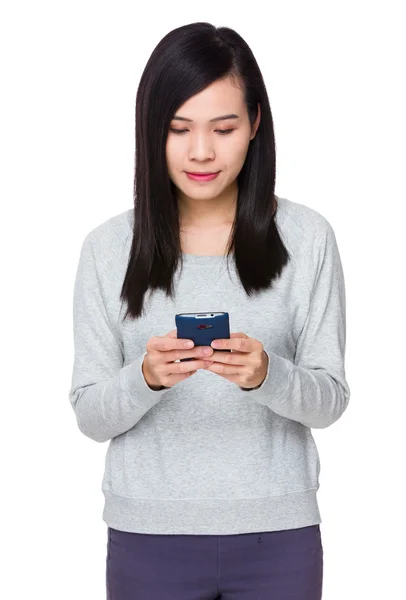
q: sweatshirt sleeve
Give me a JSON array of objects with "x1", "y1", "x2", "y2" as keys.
[
  {"x1": 242, "y1": 221, "x2": 350, "y2": 429},
  {"x1": 68, "y1": 232, "x2": 169, "y2": 443}
]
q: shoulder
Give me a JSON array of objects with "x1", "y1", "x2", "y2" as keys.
[
  {"x1": 275, "y1": 195, "x2": 340, "y2": 295},
  {"x1": 85, "y1": 208, "x2": 133, "y2": 255},
  {"x1": 275, "y1": 195, "x2": 334, "y2": 243},
  {"x1": 76, "y1": 209, "x2": 133, "y2": 281}
]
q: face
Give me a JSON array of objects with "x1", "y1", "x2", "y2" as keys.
[{"x1": 166, "y1": 76, "x2": 260, "y2": 205}]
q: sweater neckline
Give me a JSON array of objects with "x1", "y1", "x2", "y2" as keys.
[{"x1": 181, "y1": 253, "x2": 233, "y2": 265}]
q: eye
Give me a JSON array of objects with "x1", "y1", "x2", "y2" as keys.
[{"x1": 169, "y1": 128, "x2": 235, "y2": 135}]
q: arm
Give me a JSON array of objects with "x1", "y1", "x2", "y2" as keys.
[
  {"x1": 243, "y1": 222, "x2": 350, "y2": 429},
  {"x1": 68, "y1": 232, "x2": 168, "y2": 443}
]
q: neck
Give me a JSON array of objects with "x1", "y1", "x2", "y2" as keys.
[{"x1": 177, "y1": 180, "x2": 237, "y2": 228}]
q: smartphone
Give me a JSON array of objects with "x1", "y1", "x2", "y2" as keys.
[{"x1": 175, "y1": 312, "x2": 231, "y2": 362}]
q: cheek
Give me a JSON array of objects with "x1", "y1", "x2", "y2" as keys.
[
  {"x1": 166, "y1": 140, "x2": 183, "y2": 169},
  {"x1": 165, "y1": 151, "x2": 177, "y2": 180},
  {"x1": 225, "y1": 139, "x2": 250, "y2": 169}
]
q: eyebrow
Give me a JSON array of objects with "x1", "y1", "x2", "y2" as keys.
[{"x1": 172, "y1": 113, "x2": 240, "y2": 123}]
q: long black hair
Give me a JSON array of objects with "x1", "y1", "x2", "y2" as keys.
[{"x1": 120, "y1": 22, "x2": 290, "y2": 320}]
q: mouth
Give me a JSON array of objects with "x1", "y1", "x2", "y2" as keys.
[
  {"x1": 185, "y1": 171, "x2": 220, "y2": 182},
  {"x1": 186, "y1": 171, "x2": 219, "y2": 175}
]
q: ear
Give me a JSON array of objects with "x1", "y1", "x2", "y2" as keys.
[{"x1": 250, "y1": 102, "x2": 261, "y2": 140}]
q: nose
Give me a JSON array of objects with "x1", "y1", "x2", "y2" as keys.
[{"x1": 188, "y1": 132, "x2": 215, "y2": 161}]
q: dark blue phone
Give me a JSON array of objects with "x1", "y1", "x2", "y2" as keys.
[{"x1": 175, "y1": 312, "x2": 231, "y2": 362}]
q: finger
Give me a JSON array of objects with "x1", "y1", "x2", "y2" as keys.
[
  {"x1": 166, "y1": 329, "x2": 178, "y2": 338},
  {"x1": 230, "y1": 332, "x2": 249, "y2": 338},
  {"x1": 204, "y1": 362, "x2": 241, "y2": 376},
  {"x1": 167, "y1": 358, "x2": 208, "y2": 375},
  {"x1": 208, "y1": 350, "x2": 244, "y2": 364},
  {"x1": 152, "y1": 336, "x2": 194, "y2": 352},
  {"x1": 166, "y1": 346, "x2": 214, "y2": 363},
  {"x1": 165, "y1": 370, "x2": 199, "y2": 386},
  {"x1": 211, "y1": 337, "x2": 253, "y2": 353}
]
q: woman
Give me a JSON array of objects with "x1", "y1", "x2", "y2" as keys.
[{"x1": 69, "y1": 21, "x2": 350, "y2": 599}]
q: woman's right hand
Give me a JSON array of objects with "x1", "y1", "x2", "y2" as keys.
[{"x1": 142, "y1": 329, "x2": 214, "y2": 390}]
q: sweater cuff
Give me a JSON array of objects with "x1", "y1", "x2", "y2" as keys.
[
  {"x1": 119, "y1": 352, "x2": 169, "y2": 410},
  {"x1": 240, "y1": 350, "x2": 293, "y2": 405}
]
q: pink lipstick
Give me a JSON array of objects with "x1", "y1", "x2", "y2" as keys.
[{"x1": 186, "y1": 172, "x2": 220, "y2": 182}]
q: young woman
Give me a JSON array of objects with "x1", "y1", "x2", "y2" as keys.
[{"x1": 69, "y1": 21, "x2": 350, "y2": 600}]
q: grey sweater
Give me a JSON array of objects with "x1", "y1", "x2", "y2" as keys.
[{"x1": 69, "y1": 195, "x2": 350, "y2": 535}]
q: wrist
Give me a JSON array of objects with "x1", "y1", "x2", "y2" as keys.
[
  {"x1": 240, "y1": 382, "x2": 262, "y2": 391},
  {"x1": 142, "y1": 355, "x2": 164, "y2": 391},
  {"x1": 240, "y1": 351, "x2": 268, "y2": 391}
]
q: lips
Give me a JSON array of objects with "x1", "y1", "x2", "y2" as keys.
[
  {"x1": 186, "y1": 172, "x2": 219, "y2": 175},
  {"x1": 185, "y1": 171, "x2": 220, "y2": 182}
]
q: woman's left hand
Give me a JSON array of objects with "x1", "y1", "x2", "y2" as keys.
[{"x1": 204, "y1": 332, "x2": 269, "y2": 389}]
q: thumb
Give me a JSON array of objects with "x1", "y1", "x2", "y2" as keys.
[{"x1": 166, "y1": 329, "x2": 178, "y2": 338}]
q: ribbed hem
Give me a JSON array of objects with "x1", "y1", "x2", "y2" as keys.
[{"x1": 101, "y1": 488, "x2": 321, "y2": 535}]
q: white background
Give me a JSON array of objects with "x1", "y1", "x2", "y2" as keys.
[{"x1": 1, "y1": 1, "x2": 405, "y2": 598}]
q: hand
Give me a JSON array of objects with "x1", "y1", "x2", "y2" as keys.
[
  {"x1": 203, "y1": 332, "x2": 269, "y2": 389},
  {"x1": 142, "y1": 329, "x2": 214, "y2": 390}
]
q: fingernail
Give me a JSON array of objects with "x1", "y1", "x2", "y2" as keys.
[
  {"x1": 203, "y1": 361, "x2": 213, "y2": 367},
  {"x1": 203, "y1": 347, "x2": 213, "y2": 355},
  {"x1": 184, "y1": 341, "x2": 194, "y2": 348}
]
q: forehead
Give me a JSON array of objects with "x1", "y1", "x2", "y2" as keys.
[{"x1": 173, "y1": 77, "x2": 245, "y2": 121}]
